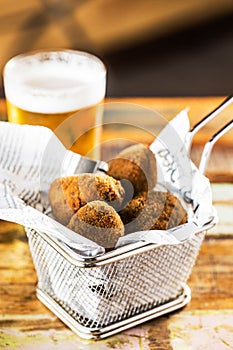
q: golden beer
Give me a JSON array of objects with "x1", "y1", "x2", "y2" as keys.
[{"x1": 3, "y1": 50, "x2": 106, "y2": 158}]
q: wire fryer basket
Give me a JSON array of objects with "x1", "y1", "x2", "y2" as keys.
[
  {"x1": 22, "y1": 100, "x2": 233, "y2": 338},
  {"x1": 26, "y1": 225, "x2": 207, "y2": 337}
]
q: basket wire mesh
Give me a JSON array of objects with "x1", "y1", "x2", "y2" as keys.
[{"x1": 26, "y1": 226, "x2": 206, "y2": 333}]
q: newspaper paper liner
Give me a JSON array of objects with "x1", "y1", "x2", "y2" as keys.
[{"x1": 0, "y1": 111, "x2": 216, "y2": 257}]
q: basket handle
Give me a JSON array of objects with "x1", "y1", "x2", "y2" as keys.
[
  {"x1": 198, "y1": 119, "x2": 233, "y2": 174},
  {"x1": 185, "y1": 95, "x2": 233, "y2": 152}
]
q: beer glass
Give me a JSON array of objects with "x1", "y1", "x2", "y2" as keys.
[{"x1": 3, "y1": 49, "x2": 106, "y2": 158}]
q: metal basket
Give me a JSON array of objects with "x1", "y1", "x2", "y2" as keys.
[
  {"x1": 26, "y1": 103, "x2": 232, "y2": 339},
  {"x1": 25, "y1": 223, "x2": 208, "y2": 339}
]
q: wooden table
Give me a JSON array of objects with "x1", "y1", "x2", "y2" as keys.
[{"x1": 0, "y1": 97, "x2": 232, "y2": 349}]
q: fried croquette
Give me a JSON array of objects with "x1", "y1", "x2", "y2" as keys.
[
  {"x1": 49, "y1": 173, "x2": 125, "y2": 225},
  {"x1": 107, "y1": 143, "x2": 157, "y2": 195},
  {"x1": 48, "y1": 176, "x2": 82, "y2": 226},
  {"x1": 120, "y1": 190, "x2": 187, "y2": 234},
  {"x1": 151, "y1": 192, "x2": 187, "y2": 231},
  {"x1": 67, "y1": 201, "x2": 124, "y2": 249}
]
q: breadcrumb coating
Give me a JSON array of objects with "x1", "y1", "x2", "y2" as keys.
[
  {"x1": 107, "y1": 144, "x2": 157, "y2": 195},
  {"x1": 120, "y1": 190, "x2": 187, "y2": 234},
  {"x1": 68, "y1": 201, "x2": 124, "y2": 249},
  {"x1": 49, "y1": 173, "x2": 125, "y2": 225}
]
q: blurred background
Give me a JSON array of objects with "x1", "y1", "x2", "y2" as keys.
[{"x1": 0, "y1": 0, "x2": 233, "y2": 97}]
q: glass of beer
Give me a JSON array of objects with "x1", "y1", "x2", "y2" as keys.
[{"x1": 3, "y1": 49, "x2": 106, "y2": 158}]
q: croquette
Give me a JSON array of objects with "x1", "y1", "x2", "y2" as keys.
[
  {"x1": 48, "y1": 143, "x2": 187, "y2": 249},
  {"x1": 120, "y1": 190, "x2": 187, "y2": 234},
  {"x1": 49, "y1": 173, "x2": 125, "y2": 225},
  {"x1": 48, "y1": 176, "x2": 82, "y2": 226},
  {"x1": 151, "y1": 191, "x2": 187, "y2": 231},
  {"x1": 107, "y1": 143, "x2": 157, "y2": 195},
  {"x1": 67, "y1": 201, "x2": 124, "y2": 249}
]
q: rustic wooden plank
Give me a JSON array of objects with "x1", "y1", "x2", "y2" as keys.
[
  {"x1": 167, "y1": 310, "x2": 233, "y2": 349},
  {"x1": 207, "y1": 183, "x2": 233, "y2": 237},
  {"x1": 0, "y1": 284, "x2": 45, "y2": 315},
  {"x1": 188, "y1": 237, "x2": 233, "y2": 310},
  {"x1": 211, "y1": 183, "x2": 233, "y2": 203},
  {"x1": 107, "y1": 97, "x2": 232, "y2": 132},
  {"x1": 191, "y1": 144, "x2": 233, "y2": 183},
  {"x1": 144, "y1": 317, "x2": 173, "y2": 350},
  {"x1": 1, "y1": 310, "x2": 232, "y2": 349},
  {"x1": 0, "y1": 314, "x2": 143, "y2": 349}
]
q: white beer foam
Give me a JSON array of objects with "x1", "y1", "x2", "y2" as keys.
[{"x1": 4, "y1": 51, "x2": 106, "y2": 113}]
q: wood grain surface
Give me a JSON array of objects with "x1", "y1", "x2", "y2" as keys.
[{"x1": 0, "y1": 97, "x2": 232, "y2": 349}]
